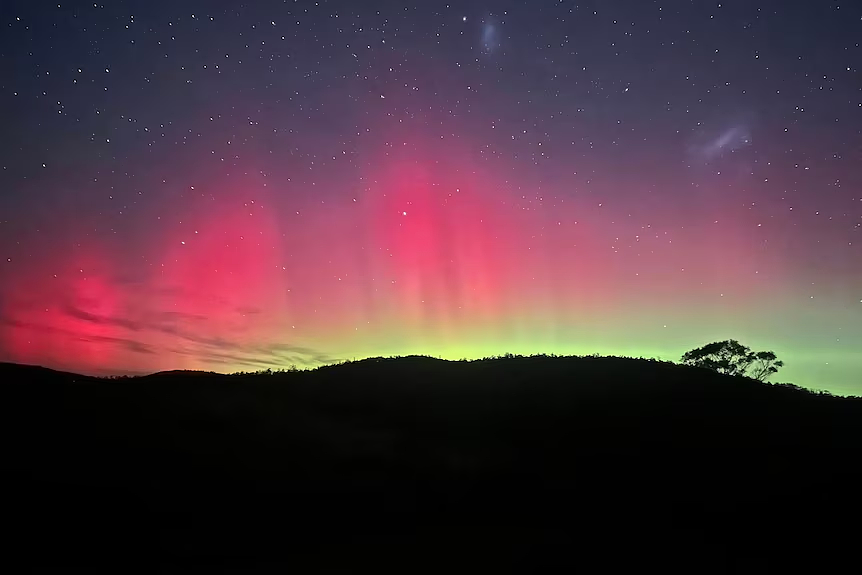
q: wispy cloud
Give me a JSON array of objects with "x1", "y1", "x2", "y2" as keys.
[
  {"x1": 2, "y1": 280, "x2": 336, "y2": 371},
  {"x1": 76, "y1": 334, "x2": 156, "y2": 354},
  {"x1": 63, "y1": 303, "x2": 143, "y2": 331},
  {"x1": 2, "y1": 317, "x2": 155, "y2": 355},
  {"x1": 236, "y1": 306, "x2": 262, "y2": 315}
]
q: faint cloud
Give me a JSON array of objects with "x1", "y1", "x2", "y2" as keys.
[
  {"x1": 3, "y1": 284, "x2": 336, "y2": 371},
  {"x1": 77, "y1": 334, "x2": 156, "y2": 354},
  {"x1": 62, "y1": 303, "x2": 143, "y2": 331},
  {"x1": 3, "y1": 317, "x2": 155, "y2": 355},
  {"x1": 236, "y1": 306, "x2": 262, "y2": 315}
]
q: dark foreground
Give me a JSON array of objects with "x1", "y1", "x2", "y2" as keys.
[{"x1": 3, "y1": 356, "x2": 861, "y2": 573}]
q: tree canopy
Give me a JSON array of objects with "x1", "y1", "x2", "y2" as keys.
[{"x1": 680, "y1": 340, "x2": 784, "y2": 382}]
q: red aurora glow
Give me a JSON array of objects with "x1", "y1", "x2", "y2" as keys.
[{"x1": 0, "y1": 138, "x2": 783, "y2": 376}]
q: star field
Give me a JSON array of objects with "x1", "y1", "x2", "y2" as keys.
[{"x1": 0, "y1": 1, "x2": 860, "y2": 393}]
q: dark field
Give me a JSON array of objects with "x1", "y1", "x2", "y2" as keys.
[{"x1": 3, "y1": 356, "x2": 860, "y2": 573}]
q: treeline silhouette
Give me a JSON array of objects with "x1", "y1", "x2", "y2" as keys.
[{"x1": 2, "y1": 353, "x2": 861, "y2": 573}]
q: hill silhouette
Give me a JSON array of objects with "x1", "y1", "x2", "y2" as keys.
[{"x1": 3, "y1": 354, "x2": 861, "y2": 573}]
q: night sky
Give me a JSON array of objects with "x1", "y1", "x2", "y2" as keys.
[{"x1": 1, "y1": 1, "x2": 860, "y2": 393}]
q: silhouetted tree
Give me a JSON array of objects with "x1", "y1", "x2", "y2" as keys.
[
  {"x1": 746, "y1": 350, "x2": 785, "y2": 382},
  {"x1": 681, "y1": 340, "x2": 783, "y2": 381}
]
